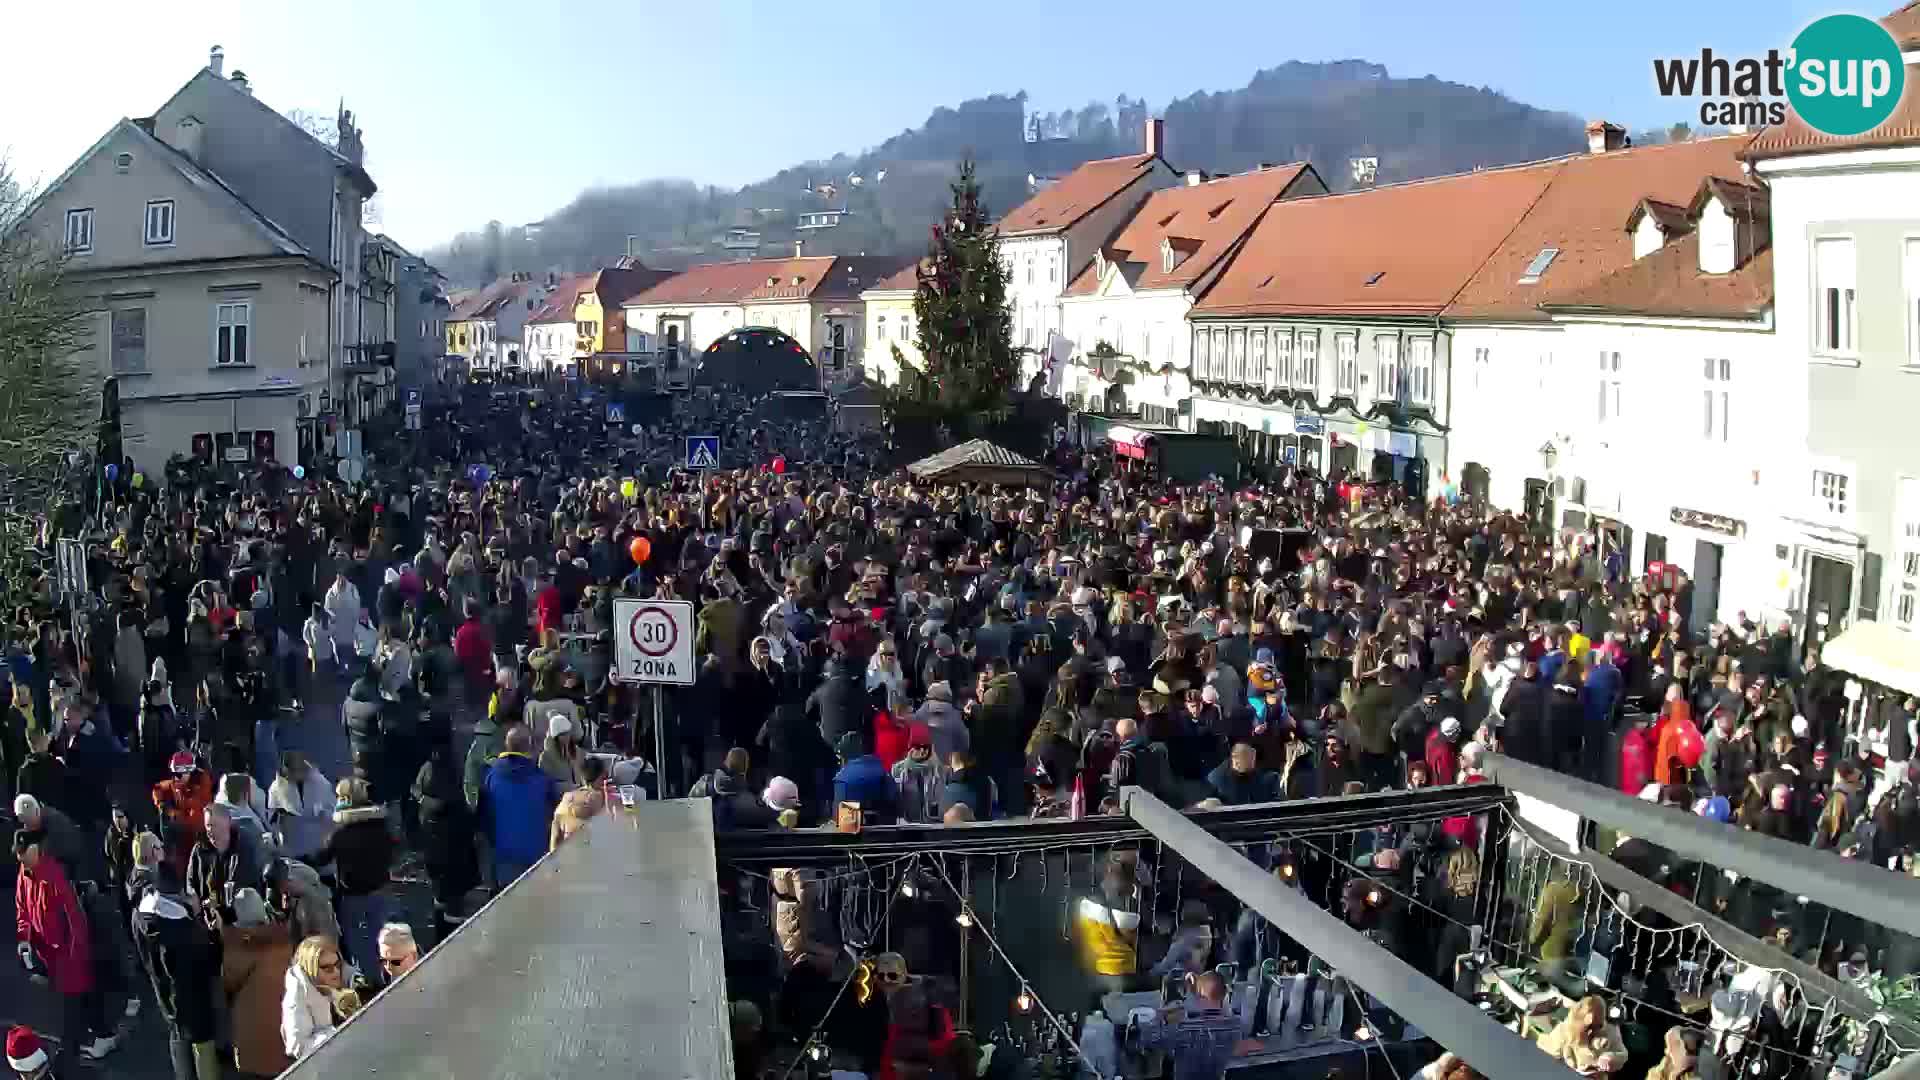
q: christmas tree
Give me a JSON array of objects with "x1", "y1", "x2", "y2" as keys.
[{"x1": 894, "y1": 159, "x2": 1018, "y2": 432}]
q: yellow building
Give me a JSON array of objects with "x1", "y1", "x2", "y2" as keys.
[
  {"x1": 858, "y1": 262, "x2": 921, "y2": 387},
  {"x1": 573, "y1": 265, "x2": 672, "y2": 360}
]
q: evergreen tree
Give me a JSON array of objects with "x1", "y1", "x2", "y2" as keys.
[{"x1": 895, "y1": 159, "x2": 1017, "y2": 432}]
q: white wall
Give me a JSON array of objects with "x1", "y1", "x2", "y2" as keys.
[
  {"x1": 1447, "y1": 324, "x2": 1567, "y2": 510},
  {"x1": 1553, "y1": 317, "x2": 1793, "y2": 625},
  {"x1": 1001, "y1": 235, "x2": 1066, "y2": 354}
]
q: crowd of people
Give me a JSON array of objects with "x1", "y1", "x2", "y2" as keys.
[{"x1": 3, "y1": 374, "x2": 1916, "y2": 1080}]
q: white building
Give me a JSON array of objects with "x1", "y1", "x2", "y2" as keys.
[
  {"x1": 1531, "y1": 178, "x2": 1784, "y2": 633},
  {"x1": 995, "y1": 119, "x2": 1174, "y2": 384},
  {"x1": 620, "y1": 255, "x2": 899, "y2": 386},
  {"x1": 1054, "y1": 162, "x2": 1322, "y2": 426},
  {"x1": 1443, "y1": 129, "x2": 1754, "y2": 525},
  {"x1": 525, "y1": 274, "x2": 584, "y2": 376},
  {"x1": 1745, "y1": 26, "x2": 1920, "y2": 643}
]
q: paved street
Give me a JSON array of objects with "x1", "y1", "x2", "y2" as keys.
[{"x1": 1, "y1": 668, "x2": 460, "y2": 1078}]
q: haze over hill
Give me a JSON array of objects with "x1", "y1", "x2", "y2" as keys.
[{"x1": 428, "y1": 60, "x2": 1610, "y2": 287}]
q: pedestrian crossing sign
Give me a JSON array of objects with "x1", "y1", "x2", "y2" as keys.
[{"x1": 686, "y1": 435, "x2": 720, "y2": 469}]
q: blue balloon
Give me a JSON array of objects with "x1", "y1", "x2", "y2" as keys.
[
  {"x1": 293, "y1": 465, "x2": 306, "y2": 480},
  {"x1": 105, "y1": 463, "x2": 119, "y2": 481}
]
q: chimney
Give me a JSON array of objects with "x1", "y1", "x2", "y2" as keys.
[
  {"x1": 230, "y1": 70, "x2": 251, "y2": 96},
  {"x1": 168, "y1": 116, "x2": 205, "y2": 164},
  {"x1": 1185, "y1": 171, "x2": 1204, "y2": 187},
  {"x1": 1585, "y1": 120, "x2": 1628, "y2": 154},
  {"x1": 1144, "y1": 117, "x2": 1165, "y2": 158},
  {"x1": 208, "y1": 45, "x2": 225, "y2": 78},
  {"x1": 794, "y1": 239, "x2": 805, "y2": 257}
]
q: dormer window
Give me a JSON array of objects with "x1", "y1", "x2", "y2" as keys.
[
  {"x1": 1162, "y1": 242, "x2": 1174, "y2": 275},
  {"x1": 791, "y1": 275, "x2": 803, "y2": 286},
  {"x1": 767, "y1": 276, "x2": 778, "y2": 287}
]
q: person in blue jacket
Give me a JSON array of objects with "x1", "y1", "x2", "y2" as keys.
[
  {"x1": 1207, "y1": 742, "x2": 1282, "y2": 806},
  {"x1": 1580, "y1": 645, "x2": 1625, "y2": 784},
  {"x1": 477, "y1": 724, "x2": 558, "y2": 889},
  {"x1": 830, "y1": 732, "x2": 898, "y2": 824}
]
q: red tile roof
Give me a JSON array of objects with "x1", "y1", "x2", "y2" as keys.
[
  {"x1": 528, "y1": 276, "x2": 588, "y2": 324},
  {"x1": 1743, "y1": 65, "x2": 1920, "y2": 160},
  {"x1": 995, "y1": 153, "x2": 1161, "y2": 236},
  {"x1": 1886, "y1": 0, "x2": 1920, "y2": 46},
  {"x1": 619, "y1": 256, "x2": 907, "y2": 307},
  {"x1": 1063, "y1": 164, "x2": 1318, "y2": 297},
  {"x1": 1627, "y1": 198, "x2": 1692, "y2": 235},
  {"x1": 1445, "y1": 135, "x2": 1752, "y2": 321},
  {"x1": 1192, "y1": 162, "x2": 1561, "y2": 318},
  {"x1": 1540, "y1": 232, "x2": 1773, "y2": 320},
  {"x1": 862, "y1": 261, "x2": 922, "y2": 294}
]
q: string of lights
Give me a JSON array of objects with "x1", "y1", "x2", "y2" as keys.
[
  {"x1": 926, "y1": 856, "x2": 1101, "y2": 1079},
  {"x1": 776, "y1": 851, "x2": 922, "y2": 1080}
]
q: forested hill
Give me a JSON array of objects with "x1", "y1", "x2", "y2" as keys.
[{"x1": 428, "y1": 60, "x2": 1596, "y2": 287}]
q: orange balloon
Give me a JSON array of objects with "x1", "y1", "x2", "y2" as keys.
[{"x1": 629, "y1": 536, "x2": 652, "y2": 564}]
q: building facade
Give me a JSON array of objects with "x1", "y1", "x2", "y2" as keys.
[
  {"x1": 370, "y1": 235, "x2": 452, "y2": 399},
  {"x1": 1055, "y1": 163, "x2": 1323, "y2": 427},
  {"x1": 23, "y1": 116, "x2": 331, "y2": 475},
  {"x1": 1747, "y1": 40, "x2": 1920, "y2": 640},
  {"x1": 1186, "y1": 162, "x2": 1565, "y2": 484},
  {"x1": 995, "y1": 119, "x2": 1175, "y2": 384},
  {"x1": 857, "y1": 263, "x2": 919, "y2": 386},
  {"x1": 150, "y1": 50, "x2": 376, "y2": 462}
]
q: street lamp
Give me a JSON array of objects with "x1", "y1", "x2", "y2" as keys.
[{"x1": 1539, "y1": 441, "x2": 1558, "y2": 473}]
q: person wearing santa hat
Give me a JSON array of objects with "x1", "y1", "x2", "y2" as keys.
[{"x1": 5, "y1": 1026, "x2": 56, "y2": 1079}]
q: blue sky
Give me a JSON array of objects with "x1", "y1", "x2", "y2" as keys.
[{"x1": 2, "y1": 0, "x2": 1840, "y2": 252}]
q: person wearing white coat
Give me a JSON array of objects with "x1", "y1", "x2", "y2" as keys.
[
  {"x1": 322, "y1": 574, "x2": 362, "y2": 667},
  {"x1": 281, "y1": 935, "x2": 352, "y2": 1060}
]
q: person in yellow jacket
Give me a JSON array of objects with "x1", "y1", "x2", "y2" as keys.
[
  {"x1": 1536, "y1": 995, "x2": 1627, "y2": 1075},
  {"x1": 1075, "y1": 861, "x2": 1141, "y2": 992}
]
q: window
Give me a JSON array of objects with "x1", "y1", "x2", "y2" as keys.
[
  {"x1": 900, "y1": 316, "x2": 912, "y2": 341},
  {"x1": 1813, "y1": 469, "x2": 1849, "y2": 515},
  {"x1": 1229, "y1": 329, "x2": 1246, "y2": 383},
  {"x1": 1814, "y1": 237, "x2": 1856, "y2": 355},
  {"x1": 1896, "y1": 479, "x2": 1920, "y2": 628},
  {"x1": 1407, "y1": 336, "x2": 1434, "y2": 405},
  {"x1": 143, "y1": 200, "x2": 175, "y2": 246},
  {"x1": 1296, "y1": 331, "x2": 1319, "y2": 391},
  {"x1": 214, "y1": 301, "x2": 251, "y2": 366},
  {"x1": 1026, "y1": 259, "x2": 1034, "y2": 285},
  {"x1": 1334, "y1": 333, "x2": 1357, "y2": 394},
  {"x1": 1195, "y1": 329, "x2": 1211, "y2": 379},
  {"x1": 64, "y1": 209, "x2": 93, "y2": 254},
  {"x1": 876, "y1": 314, "x2": 887, "y2": 343},
  {"x1": 1048, "y1": 256, "x2": 1057, "y2": 283},
  {"x1": 1249, "y1": 330, "x2": 1266, "y2": 386},
  {"x1": 1374, "y1": 335, "x2": 1400, "y2": 401},
  {"x1": 110, "y1": 309, "x2": 147, "y2": 373},
  {"x1": 1212, "y1": 329, "x2": 1228, "y2": 381},
  {"x1": 1518, "y1": 247, "x2": 1560, "y2": 284},
  {"x1": 1272, "y1": 330, "x2": 1293, "y2": 390},
  {"x1": 1472, "y1": 347, "x2": 1490, "y2": 390},
  {"x1": 1702, "y1": 357, "x2": 1731, "y2": 442},
  {"x1": 1906, "y1": 238, "x2": 1920, "y2": 367},
  {"x1": 1596, "y1": 351, "x2": 1621, "y2": 423}
]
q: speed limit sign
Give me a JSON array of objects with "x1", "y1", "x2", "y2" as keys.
[{"x1": 613, "y1": 598, "x2": 695, "y2": 686}]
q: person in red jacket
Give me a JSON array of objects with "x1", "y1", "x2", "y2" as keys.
[
  {"x1": 151, "y1": 751, "x2": 213, "y2": 879},
  {"x1": 532, "y1": 569, "x2": 565, "y2": 641},
  {"x1": 1618, "y1": 713, "x2": 1654, "y2": 796},
  {"x1": 13, "y1": 830, "x2": 117, "y2": 1061},
  {"x1": 871, "y1": 697, "x2": 920, "y2": 771},
  {"x1": 1425, "y1": 717, "x2": 1462, "y2": 787},
  {"x1": 452, "y1": 598, "x2": 495, "y2": 694}
]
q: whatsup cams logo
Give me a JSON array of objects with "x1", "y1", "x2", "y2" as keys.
[{"x1": 1653, "y1": 13, "x2": 1906, "y2": 136}]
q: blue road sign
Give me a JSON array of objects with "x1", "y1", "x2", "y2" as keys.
[
  {"x1": 607, "y1": 402, "x2": 626, "y2": 424},
  {"x1": 685, "y1": 435, "x2": 720, "y2": 469},
  {"x1": 1282, "y1": 445, "x2": 1298, "y2": 465}
]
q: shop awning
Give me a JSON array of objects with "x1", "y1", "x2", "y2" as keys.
[
  {"x1": 1107, "y1": 424, "x2": 1156, "y2": 460},
  {"x1": 1823, "y1": 620, "x2": 1920, "y2": 699}
]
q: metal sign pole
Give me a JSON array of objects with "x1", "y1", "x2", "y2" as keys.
[{"x1": 654, "y1": 686, "x2": 668, "y2": 798}]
